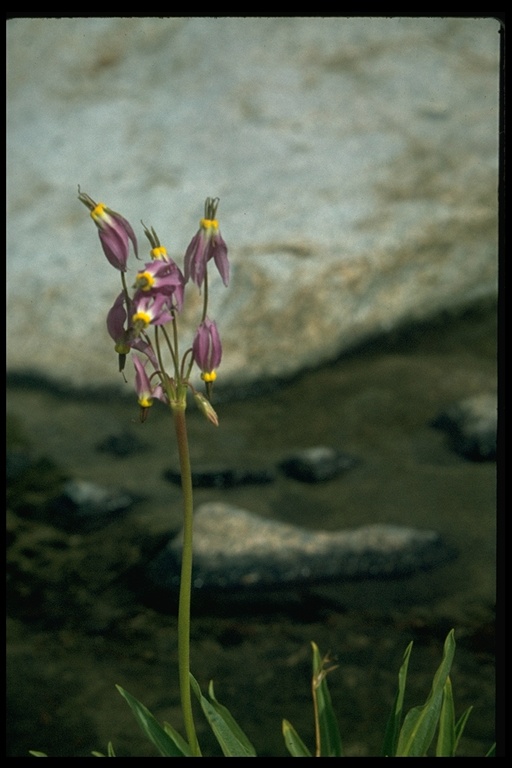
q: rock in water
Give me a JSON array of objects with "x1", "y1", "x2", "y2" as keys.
[
  {"x1": 431, "y1": 393, "x2": 497, "y2": 461},
  {"x1": 145, "y1": 503, "x2": 453, "y2": 592},
  {"x1": 279, "y1": 446, "x2": 358, "y2": 482}
]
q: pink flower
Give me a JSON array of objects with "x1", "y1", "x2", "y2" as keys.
[
  {"x1": 133, "y1": 259, "x2": 185, "y2": 312},
  {"x1": 133, "y1": 355, "x2": 167, "y2": 421},
  {"x1": 106, "y1": 293, "x2": 159, "y2": 370},
  {"x1": 184, "y1": 197, "x2": 229, "y2": 288},
  {"x1": 131, "y1": 292, "x2": 174, "y2": 335},
  {"x1": 192, "y1": 318, "x2": 222, "y2": 381},
  {"x1": 78, "y1": 187, "x2": 138, "y2": 271}
]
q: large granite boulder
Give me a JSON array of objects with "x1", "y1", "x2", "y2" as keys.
[{"x1": 7, "y1": 18, "x2": 499, "y2": 393}]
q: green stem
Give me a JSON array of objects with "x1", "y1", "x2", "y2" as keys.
[{"x1": 172, "y1": 403, "x2": 201, "y2": 757}]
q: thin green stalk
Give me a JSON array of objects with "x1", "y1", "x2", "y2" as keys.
[{"x1": 172, "y1": 403, "x2": 201, "y2": 757}]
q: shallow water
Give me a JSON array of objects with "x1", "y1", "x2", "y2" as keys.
[{"x1": 7, "y1": 300, "x2": 497, "y2": 756}]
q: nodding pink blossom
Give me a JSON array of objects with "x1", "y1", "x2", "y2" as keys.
[
  {"x1": 106, "y1": 293, "x2": 159, "y2": 370},
  {"x1": 133, "y1": 355, "x2": 167, "y2": 421},
  {"x1": 192, "y1": 318, "x2": 222, "y2": 381},
  {"x1": 131, "y1": 292, "x2": 174, "y2": 335},
  {"x1": 133, "y1": 259, "x2": 185, "y2": 312},
  {"x1": 184, "y1": 197, "x2": 229, "y2": 288},
  {"x1": 78, "y1": 187, "x2": 138, "y2": 271}
]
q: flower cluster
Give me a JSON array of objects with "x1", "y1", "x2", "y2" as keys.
[{"x1": 79, "y1": 189, "x2": 229, "y2": 423}]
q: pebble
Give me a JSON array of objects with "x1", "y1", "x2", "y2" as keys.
[
  {"x1": 49, "y1": 479, "x2": 137, "y2": 533},
  {"x1": 164, "y1": 465, "x2": 276, "y2": 489},
  {"x1": 431, "y1": 393, "x2": 497, "y2": 461},
  {"x1": 95, "y1": 431, "x2": 148, "y2": 458},
  {"x1": 279, "y1": 446, "x2": 359, "y2": 483}
]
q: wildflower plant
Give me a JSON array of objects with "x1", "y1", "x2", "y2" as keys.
[
  {"x1": 76, "y1": 187, "x2": 232, "y2": 756},
  {"x1": 29, "y1": 191, "x2": 495, "y2": 757}
]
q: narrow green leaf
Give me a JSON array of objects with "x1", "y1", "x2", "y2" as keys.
[
  {"x1": 453, "y1": 705, "x2": 473, "y2": 754},
  {"x1": 190, "y1": 675, "x2": 256, "y2": 757},
  {"x1": 106, "y1": 742, "x2": 116, "y2": 757},
  {"x1": 436, "y1": 676, "x2": 456, "y2": 756},
  {"x1": 381, "y1": 640, "x2": 413, "y2": 756},
  {"x1": 396, "y1": 629, "x2": 456, "y2": 757},
  {"x1": 28, "y1": 752, "x2": 48, "y2": 757},
  {"x1": 282, "y1": 719, "x2": 312, "y2": 757},
  {"x1": 163, "y1": 721, "x2": 195, "y2": 756},
  {"x1": 311, "y1": 642, "x2": 343, "y2": 757},
  {"x1": 207, "y1": 680, "x2": 257, "y2": 755},
  {"x1": 485, "y1": 742, "x2": 496, "y2": 756},
  {"x1": 91, "y1": 751, "x2": 105, "y2": 757},
  {"x1": 116, "y1": 685, "x2": 191, "y2": 757}
]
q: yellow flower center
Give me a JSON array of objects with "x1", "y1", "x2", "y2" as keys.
[
  {"x1": 91, "y1": 203, "x2": 107, "y2": 222},
  {"x1": 134, "y1": 271, "x2": 155, "y2": 291},
  {"x1": 132, "y1": 311, "x2": 151, "y2": 328},
  {"x1": 200, "y1": 218, "x2": 218, "y2": 232},
  {"x1": 201, "y1": 371, "x2": 217, "y2": 383},
  {"x1": 138, "y1": 396, "x2": 153, "y2": 408},
  {"x1": 151, "y1": 246, "x2": 168, "y2": 260}
]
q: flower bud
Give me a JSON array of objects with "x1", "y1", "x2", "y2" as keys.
[{"x1": 193, "y1": 392, "x2": 219, "y2": 427}]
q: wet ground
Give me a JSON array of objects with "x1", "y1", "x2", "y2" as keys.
[{"x1": 6, "y1": 300, "x2": 497, "y2": 757}]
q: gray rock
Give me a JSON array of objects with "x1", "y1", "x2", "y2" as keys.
[
  {"x1": 145, "y1": 502, "x2": 453, "y2": 591},
  {"x1": 7, "y1": 18, "x2": 499, "y2": 393},
  {"x1": 95, "y1": 430, "x2": 148, "y2": 458},
  {"x1": 165, "y1": 464, "x2": 276, "y2": 489},
  {"x1": 50, "y1": 479, "x2": 136, "y2": 532},
  {"x1": 431, "y1": 392, "x2": 497, "y2": 461},
  {"x1": 279, "y1": 446, "x2": 358, "y2": 482}
]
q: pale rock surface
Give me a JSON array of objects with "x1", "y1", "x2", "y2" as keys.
[
  {"x1": 7, "y1": 18, "x2": 500, "y2": 393},
  {"x1": 146, "y1": 502, "x2": 453, "y2": 590}
]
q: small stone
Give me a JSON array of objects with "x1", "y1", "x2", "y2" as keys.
[
  {"x1": 95, "y1": 431, "x2": 148, "y2": 458},
  {"x1": 164, "y1": 465, "x2": 276, "y2": 489},
  {"x1": 49, "y1": 479, "x2": 136, "y2": 532},
  {"x1": 279, "y1": 446, "x2": 358, "y2": 483},
  {"x1": 431, "y1": 393, "x2": 497, "y2": 461}
]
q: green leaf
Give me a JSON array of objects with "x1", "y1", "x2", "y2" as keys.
[
  {"x1": 396, "y1": 629, "x2": 456, "y2": 757},
  {"x1": 116, "y1": 685, "x2": 191, "y2": 757},
  {"x1": 91, "y1": 742, "x2": 116, "y2": 757},
  {"x1": 207, "y1": 680, "x2": 257, "y2": 755},
  {"x1": 190, "y1": 675, "x2": 257, "y2": 757},
  {"x1": 381, "y1": 640, "x2": 413, "y2": 756},
  {"x1": 107, "y1": 742, "x2": 116, "y2": 757},
  {"x1": 436, "y1": 676, "x2": 456, "y2": 756},
  {"x1": 311, "y1": 642, "x2": 343, "y2": 757},
  {"x1": 28, "y1": 752, "x2": 47, "y2": 757},
  {"x1": 282, "y1": 719, "x2": 312, "y2": 756},
  {"x1": 453, "y1": 706, "x2": 473, "y2": 755},
  {"x1": 163, "y1": 721, "x2": 195, "y2": 756},
  {"x1": 485, "y1": 742, "x2": 496, "y2": 757}
]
